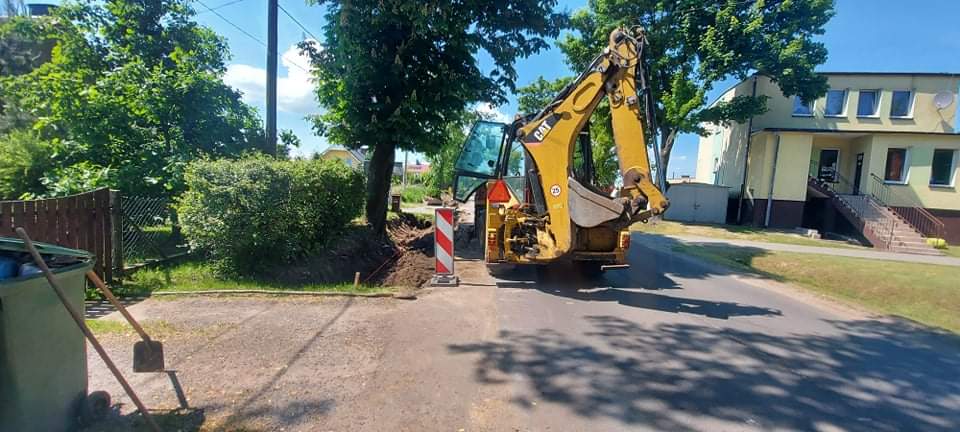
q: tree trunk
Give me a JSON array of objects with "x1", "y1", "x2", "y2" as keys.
[
  {"x1": 659, "y1": 128, "x2": 678, "y2": 179},
  {"x1": 365, "y1": 142, "x2": 396, "y2": 236}
]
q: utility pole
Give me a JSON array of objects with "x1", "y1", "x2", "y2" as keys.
[
  {"x1": 265, "y1": 0, "x2": 278, "y2": 156},
  {"x1": 402, "y1": 150, "x2": 408, "y2": 190}
]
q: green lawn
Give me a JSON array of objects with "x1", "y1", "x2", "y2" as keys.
[
  {"x1": 677, "y1": 244, "x2": 960, "y2": 334},
  {"x1": 119, "y1": 261, "x2": 391, "y2": 297},
  {"x1": 634, "y1": 220, "x2": 862, "y2": 249},
  {"x1": 941, "y1": 246, "x2": 960, "y2": 258},
  {"x1": 85, "y1": 318, "x2": 180, "y2": 337}
]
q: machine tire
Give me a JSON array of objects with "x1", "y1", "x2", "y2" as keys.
[
  {"x1": 575, "y1": 261, "x2": 604, "y2": 279},
  {"x1": 80, "y1": 390, "x2": 111, "y2": 426}
]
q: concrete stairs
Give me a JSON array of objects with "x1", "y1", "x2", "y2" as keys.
[
  {"x1": 835, "y1": 193, "x2": 943, "y2": 256},
  {"x1": 807, "y1": 176, "x2": 943, "y2": 256}
]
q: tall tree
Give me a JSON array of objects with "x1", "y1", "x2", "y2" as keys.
[
  {"x1": 2, "y1": 0, "x2": 25, "y2": 16},
  {"x1": 0, "y1": 0, "x2": 264, "y2": 197},
  {"x1": 303, "y1": 0, "x2": 567, "y2": 234},
  {"x1": 559, "y1": 0, "x2": 833, "y2": 176}
]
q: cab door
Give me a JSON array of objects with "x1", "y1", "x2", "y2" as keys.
[{"x1": 452, "y1": 121, "x2": 508, "y2": 202}]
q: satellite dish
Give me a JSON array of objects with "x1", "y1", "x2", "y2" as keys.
[{"x1": 934, "y1": 92, "x2": 955, "y2": 110}]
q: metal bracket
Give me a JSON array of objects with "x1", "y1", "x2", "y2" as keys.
[{"x1": 430, "y1": 274, "x2": 459, "y2": 287}]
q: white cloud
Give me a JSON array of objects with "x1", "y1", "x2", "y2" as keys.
[
  {"x1": 224, "y1": 40, "x2": 318, "y2": 113},
  {"x1": 474, "y1": 102, "x2": 512, "y2": 123}
]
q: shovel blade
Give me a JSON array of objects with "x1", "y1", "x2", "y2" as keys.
[{"x1": 133, "y1": 340, "x2": 164, "y2": 372}]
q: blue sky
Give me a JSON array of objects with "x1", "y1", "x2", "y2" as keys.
[{"x1": 45, "y1": 0, "x2": 960, "y2": 175}]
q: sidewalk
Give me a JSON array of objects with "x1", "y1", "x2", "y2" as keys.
[{"x1": 638, "y1": 233, "x2": 960, "y2": 267}]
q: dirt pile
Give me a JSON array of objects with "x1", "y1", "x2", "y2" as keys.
[
  {"x1": 377, "y1": 213, "x2": 434, "y2": 288},
  {"x1": 269, "y1": 213, "x2": 435, "y2": 289}
]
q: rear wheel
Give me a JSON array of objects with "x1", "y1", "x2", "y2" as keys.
[
  {"x1": 575, "y1": 261, "x2": 604, "y2": 279},
  {"x1": 80, "y1": 390, "x2": 111, "y2": 426}
]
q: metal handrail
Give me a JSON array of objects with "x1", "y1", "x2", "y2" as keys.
[
  {"x1": 868, "y1": 174, "x2": 946, "y2": 240},
  {"x1": 808, "y1": 173, "x2": 896, "y2": 248}
]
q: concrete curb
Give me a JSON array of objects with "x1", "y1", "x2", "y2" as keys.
[{"x1": 151, "y1": 289, "x2": 397, "y2": 298}]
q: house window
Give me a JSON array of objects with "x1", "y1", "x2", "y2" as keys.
[
  {"x1": 792, "y1": 96, "x2": 813, "y2": 116},
  {"x1": 890, "y1": 90, "x2": 914, "y2": 118},
  {"x1": 824, "y1": 90, "x2": 847, "y2": 116},
  {"x1": 857, "y1": 90, "x2": 880, "y2": 117},
  {"x1": 818, "y1": 149, "x2": 840, "y2": 183},
  {"x1": 930, "y1": 149, "x2": 957, "y2": 186},
  {"x1": 884, "y1": 148, "x2": 909, "y2": 183}
]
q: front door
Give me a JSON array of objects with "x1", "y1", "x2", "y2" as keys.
[
  {"x1": 853, "y1": 153, "x2": 864, "y2": 195},
  {"x1": 818, "y1": 149, "x2": 839, "y2": 183}
]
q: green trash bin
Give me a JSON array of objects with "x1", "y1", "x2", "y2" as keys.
[{"x1": 0, "y1": 237, "x2": 94, "y2": 432}]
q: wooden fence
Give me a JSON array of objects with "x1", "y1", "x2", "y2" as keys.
[{"x1": 0, "y1": 188, "x2": 118, "y2": 281}]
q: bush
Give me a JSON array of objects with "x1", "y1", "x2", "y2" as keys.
[
  {"x1": 927, "y1": 238, "x2": 948, "y2": 249},
  {"x1": 0, "y1": 130, "x2": 58, "y2": 199},
  {"x1": 399, "y1": 184, "x2": 429, "y2": 203},
  {"x1": 178, "y1": 156, "x2": 365, "y2": 275}
]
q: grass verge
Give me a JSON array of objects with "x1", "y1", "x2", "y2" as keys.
[
  {"x1": 676, "y1": 244, "x2": 960, "y2": 334},
  {"x1": 941, "y1": 246, "x2": 960, "y2": 258},
  {"x1": 86, "y1": 318, "x2": 177, "y2": 337},
  {"x1": 119, "y1": 261, "x2": 392, "y2": 297},
  {"x1": 634, "y1": 220, "x2": 861, "y2": 249}
]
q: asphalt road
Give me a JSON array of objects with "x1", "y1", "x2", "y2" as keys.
[
  {"x1": 85, "y1": 233, "x2": 960, "y2": 431},
  {"x1": 453, "y1": 234, "x2": 960, "y2": 432}
]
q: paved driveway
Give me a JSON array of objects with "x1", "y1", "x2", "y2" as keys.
[{"x1": 87, "y1": 235, "x2": 960, "y2": 431}]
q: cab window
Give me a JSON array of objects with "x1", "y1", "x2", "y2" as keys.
[
  {"x1": 453, "y1": 121, "x2": 507, "y2": 202},
  {"x1": 502, "y1": 140, "x2": 527, "y2": 198},
  {"x1": 454, "y1": 121, "x2": 506, "y2": 177}
]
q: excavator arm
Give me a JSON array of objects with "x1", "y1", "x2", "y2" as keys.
[
  {"x1": 452, "y1": 26, "x2": 668, "y2": 264},
  {"x1": 510, "y1": 27, "x2": 668, "y2": 259}
]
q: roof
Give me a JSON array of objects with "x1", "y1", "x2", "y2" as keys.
[
  {"x1": 320, "y1": 147, "x2": 364, "y2": 162},
  {"x1": 754, "y1": 127, "x2": 960, "y2": 137},
  {"x1": 816, "y1": 72, "x2": 960, "y2": 78},
  {"x1": 348, "y1": 149, "x2": 365, "y2": 162},
  {"x1": 706, "y1": 71, "x2": 960, "y2": 109}
]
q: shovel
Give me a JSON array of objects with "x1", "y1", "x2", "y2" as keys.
[
  {"x1": 15, "y1": 228, "x2": 162, "y2": 432},
  {"x1": 86, "y1": 270, "x2": 165, "y2": 372}
]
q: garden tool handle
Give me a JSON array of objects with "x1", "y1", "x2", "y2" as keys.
[
  {"x1": 14, "y1": 228, "x2": 162, "y2": 432},
  {"x1": 86, "y1": 270, "x2": 154, "y2": 345}
]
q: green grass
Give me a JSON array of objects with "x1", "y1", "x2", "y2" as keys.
[
  {"x1": 941, "y1": 246, "x2": 960, "y2": 258},
  {"x1": 676, "y1": 244, "x2": 960, "y2": 334},
  {"x1": 86, "y1": 318, "x2": 177, "y2": 337},
  {"x1": 122, "y1": 261, "x2": 391, "y2": 296},
  {"x1": 394, "y1": 184, "x2": 431, "y2": 203},
  {"x1": 633, "y1": 220, "x2": 862, "y2": 249}
]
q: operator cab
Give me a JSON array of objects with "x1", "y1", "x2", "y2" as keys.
[{"x1": 452, "y1": 119, "x2": 598, "y2": 205}]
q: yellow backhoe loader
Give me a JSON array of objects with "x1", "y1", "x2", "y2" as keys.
[{"x1": 453, "y1": 27, "x2": 669, "y2": 272}]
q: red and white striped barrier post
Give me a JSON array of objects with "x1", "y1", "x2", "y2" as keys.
[{"x1": 431, "y1": 207, "x2": 459, "y2": 286}]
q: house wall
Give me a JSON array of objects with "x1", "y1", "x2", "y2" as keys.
[
  {"x1": 739, "y1": 132, "x2": 809, "y2": 228},
  {"x1": 751, "y1": 75, "x2": 959, "y2": 133},
  {"x1": 695, "y1": 79, "x2": 753, "y2": 196},
  {"x1": 698, "y1": 73, "x2": 960, "y2": 233},
  {"x1": 772, "y1": 134, "x2": 813, "y2": 202},
  {"x1": 865, "y1": 134, "x2": 960, "y2": 211},
  {"x1": 745, "y1": 133, "x2": 812, "y2": 202}
]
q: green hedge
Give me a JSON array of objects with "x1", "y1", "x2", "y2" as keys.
[
  {"x1": 178, "y1": 156, "x2": 364, "y2": 274},
  {"x1": 399, "y1": 184, "x2": 430, "y2": 203}
]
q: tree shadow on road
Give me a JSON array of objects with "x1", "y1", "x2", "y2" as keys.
[
  {"x1": 80, "y1": 407, "x2": 206, "y2": 432},
  {"x1": 449, "y1": 316, "x2": 960, "y2": 431},
  {"x1": 490, "y1": 236, "x2": 782, "y2": 319}
]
